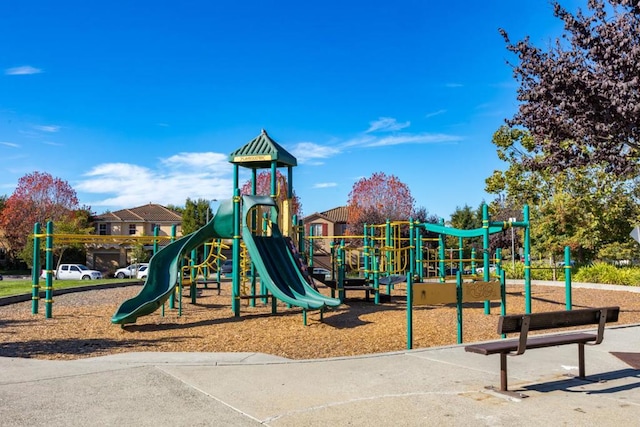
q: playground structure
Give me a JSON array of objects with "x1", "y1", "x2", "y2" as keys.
[
  {"x1": 29, "y1": 129, "x2": 575, "y2": 340},
  {"x1": 109, "y1": 130, "x2": 340, "y2": 325}
]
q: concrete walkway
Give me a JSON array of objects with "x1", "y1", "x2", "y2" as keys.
[{"x1": 1, "y1": 323, "x2": 639, "y2": 426}]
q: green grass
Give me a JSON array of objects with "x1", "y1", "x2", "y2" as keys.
[{"x1": 0, "y1": 279, "x2": 139, "y2": 298}]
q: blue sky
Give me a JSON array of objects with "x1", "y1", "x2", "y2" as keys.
[{"x1": 0, "y1": 1, "x2": 582, "y2": 219}]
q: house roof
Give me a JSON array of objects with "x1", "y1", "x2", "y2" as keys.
[
  {"x1": 229, "y1": 129, "x2": 297, "y2": 169},
  {"x1": 303, "y1": 206, "x2": 348, "y2": 224},
  {"x1": 95, "y1": 204, "x2": 182, "y2": 222}
]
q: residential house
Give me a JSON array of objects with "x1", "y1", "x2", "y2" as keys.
[
  {"x1": 90, "y1": 203, "x2": 182, "y2": 274},
  {"x1": 302, "y1": 206, "x2": 348, "y2": 256}
]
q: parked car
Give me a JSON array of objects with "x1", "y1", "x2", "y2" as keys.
[
  {"x1": 56, "y1": 264, "x2": 102, "y2": 280},
  {"x1": 136, "y1": 265, "x2": 149, "y2": 279},
  {"x1": 114, "y1": 263, "x2": 148, "y2": 279},
  {"x1": 220, "y1": 260, "x2": 233, "y2": 275},
  {"x1": 476, "y1": 264, "x2": 497, "y2": 274},
  {"x1": 312, "y1": 267, "x2": 332, "y2": 281}
]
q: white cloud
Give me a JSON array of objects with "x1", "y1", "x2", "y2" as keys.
[
  {"x1": 343, "y1": 133, "x2": 461, "y2": 148},
  {"x1": 290, "y1": 142, "x2": 341, "y2": 164},
  {"x1": 445, "y1": 83, "x2": 463, "y2": 88},
  {"x1": 425, "y1": 109, "x2": 447, "y2": 119},
  {"x1": 77, "y1": 155, "x2": 234, "y2": 209},
  {"x1": 34, "y1": 125, "x2": 60, "y2": 132},
  {"x1": 5, "y1": 65, "x2": 43, "y2": 75},
  {"x1": 0, "y1": 141, "x2": 20, "y2": 148},
  {"x1": 366, "y1": 117, "x2": 410, "y2": 133},
  {"x1": 313, "y1": 182, "x2": 337, "y2": 189}
]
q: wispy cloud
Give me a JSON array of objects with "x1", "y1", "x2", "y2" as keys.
[
  {"x1": 313, "y1": 182, "x2": 337, "y2": 189},
  {"x1": 343, "y1": 133, "x2": 460, "y2": 148},
  {"x1": 0, "y1": 141, "x2": 20, "y2": 148},
  {"x1": 42, "y1": 141, "x2": 63, "y2": 146},
  {"x1": 366, "y1": 117, "x2": 410, "y2": 133},
  {"x1": 445, "y1": 83, "x2": 463, "y2": 88},
  {"x1": 34, "y1": 125, "x2": 60, "y2": 133},
  {"x1": 290, "y1": 142, "x2": 340, "y2": 164},
  {"x1": 77, "y1": 153, "x2": 234, "y2": 208},
  {"x1": 5, "y1": 65, "x2": 43, "y2": 75},
  {"x1": 425, "y1": 109, "x2": 447, "y2": 119}
]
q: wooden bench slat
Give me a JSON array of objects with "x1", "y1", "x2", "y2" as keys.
[
  {"x1": 465, "y1": 332, "x2": 597, "y2": 355},
  {"x1": 499, "y1": 306, "x2": 619, "y2": 334}
]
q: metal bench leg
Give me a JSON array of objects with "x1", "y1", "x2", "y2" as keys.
[
  {"x1": 578, "y1": 343, "x2": 585, "y2": 378},
  {"x1": 500, "y1": 353, "x2": 508, "y2": 391}
]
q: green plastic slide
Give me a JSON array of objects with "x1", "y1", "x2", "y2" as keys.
[
  {"x1": 241, "y1": 195, "x2": 340, "y2": 310},
  {"x1": 111, "y1": 200, "x2": 234, "y2": 324}
]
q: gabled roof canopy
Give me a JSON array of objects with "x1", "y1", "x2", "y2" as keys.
[{"x1": 229, "y1": 129, "x2": 297, "y2": 169}]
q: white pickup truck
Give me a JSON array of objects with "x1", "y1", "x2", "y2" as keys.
[{"x1": 56, "y1": 264, "x2": 102, "y2": 280}]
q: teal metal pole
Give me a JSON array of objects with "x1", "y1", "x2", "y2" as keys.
[
  {"x1": 416, "y1": 227, "x2": 423, "y2": 280},
  {"x1": 458, "y1": 236, "x2": 463, "y2": 276},
  {"x1": 232, "y1": 189, "x2": 241, "y2": 316},
  {"x1": 406, "y1": 271, "x2": 413, "y2": 350},
  {"x1": 44, "y1": 221, "x2": 54, "y2": 318},
  {"x1": 456, "y1": 270, "x2": 463, "y2": 344},
  {"x1": 153, "y1": 225, "x2": 159, "y2": 254},
  {"x1": 32, "y1": 222, "x2": 41, "y2": 314},
  {"x1": 373, "y1": 248, "x2": 380, "y2": 304},
  {"x1": 168, "y1": 225, "x2": 176, "y2": 312},
  {"x1": 385, "y1": 219, "x2": 393, "y2": 278},
  {"x1": 338, "y1": 239, "x2": 345, "y2": 302},
  {"x1": 438, "y1": 219, "x2": 445, "y2": 282},
  {"x1": 471, "y1": 247, "x2": 476, "y2": 274},
  {"x1": 482, "y1": 204, "x2": 491, "y2": 314},
  {"x1": 409, "y1": 219, "x2": 415, "y2": 282},
  {"x1": 190, "y1": 248, "x2": 197, "y2": 304},
  {"x1": 363, "y1": 223, "x2": 370, "y2": 280},
  {"x1": 565, "y1": 246, "x2": 572, "y2": 310},
  {"x1": 523, "y1": 205, "x2": 532, "y2": 313}
]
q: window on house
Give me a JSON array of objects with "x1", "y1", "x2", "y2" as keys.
[
  {"x1": 310, "y1": 223, "x2": 325, "y2": 237},
  {"x1": 150, "y1": 224, "x2": 160, "y2": 235},
  {"x1": 129, "y1": 224, "x2": 137, "y2": 235},
  {"x1": 98, "y1": 224, "x2": 107, "y2": 235}
]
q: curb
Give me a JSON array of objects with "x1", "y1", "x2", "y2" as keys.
[{"x1": 0, "y1": 281, "x2": 141, "y2": 306}]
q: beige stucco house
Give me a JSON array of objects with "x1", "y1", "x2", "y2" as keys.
[{"x1": 90, "y1": 203, "x2": 182, "y2": 273}]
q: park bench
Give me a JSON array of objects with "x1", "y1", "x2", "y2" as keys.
[{"x1": 464, "y1": 306, "x2": 620, "y2": 397}]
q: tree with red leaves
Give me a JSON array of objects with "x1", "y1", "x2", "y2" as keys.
[
  {"x1": 240, "y1": 170, "x2": 302, "y2": 216},
  {"x1": 0, "y1": 171, "x2": 80, "y2": 262},
  {"x1": 346, "y1": 172, "x2": 415, "y2": 235}
]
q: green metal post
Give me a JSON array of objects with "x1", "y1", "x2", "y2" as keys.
[
  {"x1": 438, "y1": 219, "x2": 445, "y2": 283},
  {"x1": 482, "y1": 204, "x2": 491, "y2": 314},
  {"x1": 338, "y1": 239, "x2": 345, "y2": 302},
  {"x1": 471, "y1": 247, "x2": 476, "y2": 274},
  {"x1": 32, "y1": 222, "x2": 41, "y2": 314},
  {"x1": 456, "y1": 270, "x2": 463, "y2": 344},
  {"x1": 373, "y1": 248, "x2": 380, "y2": 305},
  {"x1": 458, "y1": 236, "x2": 463, "y2": 276},
  {"x1": 523, "y1": 205, "x2": 532, "y2": 313},
  {"x1": 406, "y1": 272, "x2": 413, "y2": 350},
  {"x1": 416, "y1": 227, "x2": 423, "y2": 280},
  {"x1": 153, "y1": 225, "x2": 159, "y2": 254},
  {"x1": 167, "y1": 225, "x2": 176, "y2": 312},
  {"x1": 385, "y1": 219, "x2": 392, "y2": 278},
  {"x1": 232, "y1": 189, "x2": 241, "y2": 316},
  {"x1": 363, "y1": 223, "x2": 370, "y2": 280},
  {"x1": 565, "y1": 246, "x2": 572, "y2": 310},
  {"x1": 190, "y1": 248, "x2": 197, "y2": 304},
  {"x1": 44, "y1": 221, "x2": 54, "y2": 318},
  {"x1": 409, "y1": 219, "x2": 415, "y2": 282}
]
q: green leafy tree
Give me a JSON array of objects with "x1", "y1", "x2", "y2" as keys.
[{"x1": 181, "y1": 198, "x2": 212, "y2": 235}]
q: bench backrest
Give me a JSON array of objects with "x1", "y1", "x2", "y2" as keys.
[{"x1": 498, "y1": 306, "x2": 620, "y2": 335}]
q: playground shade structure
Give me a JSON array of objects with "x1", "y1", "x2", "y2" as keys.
[{"x1": 112, "y1": 196, "x2": 338, "y2": 324}]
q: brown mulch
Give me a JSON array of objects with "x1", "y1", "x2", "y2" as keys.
[{"x1": 1, "y1": 281, "x2": 640, "y2": 360}]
